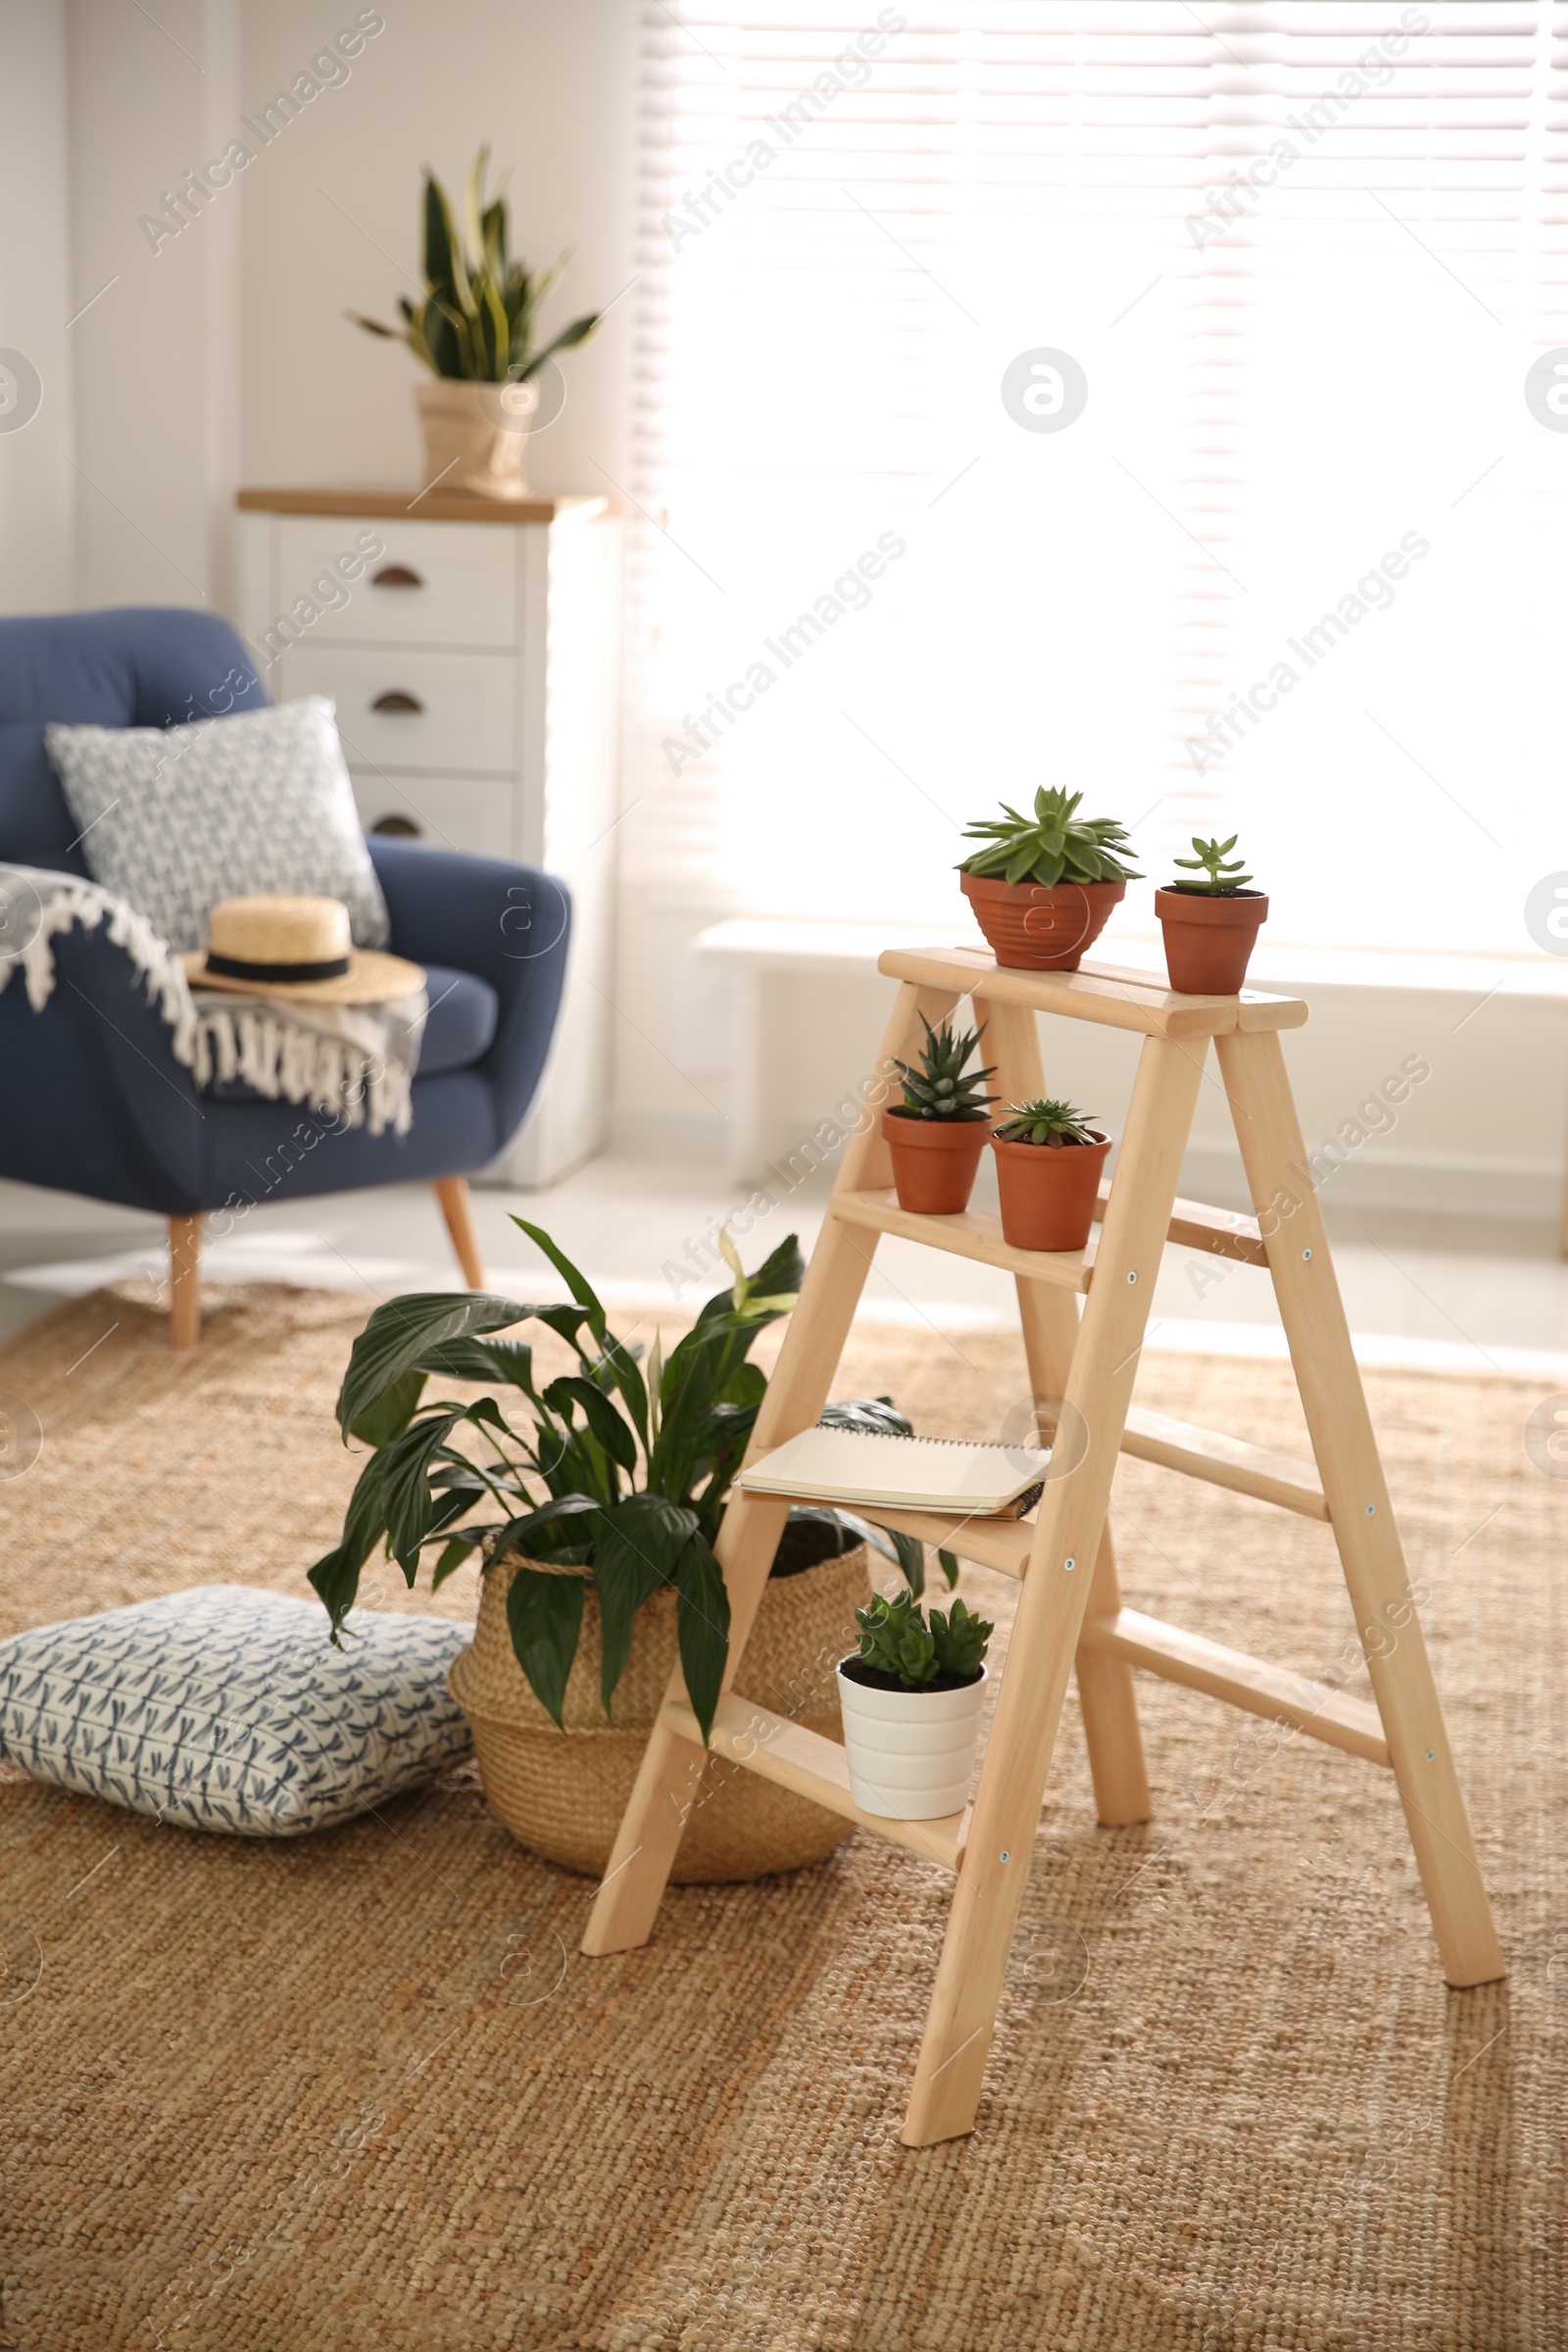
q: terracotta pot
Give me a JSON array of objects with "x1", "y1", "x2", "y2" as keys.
[
  {"x1": 882, "y1": 1107, "x2": 988, "y2": 1214},
  {"x1": 959, "y1": 870, "x2": 1125, "y2": 971},
  {"x1": 991, "y1": 1129, "x2": 1111, "y2": 1252},
  {"x1": 1155, "y1": 887, "x2": 1269, "y2": 995},
  {"x1": 414, "y1": 378, "x2": 539, "y2": 499}
]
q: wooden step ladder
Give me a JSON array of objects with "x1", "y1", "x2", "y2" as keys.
[{"x1": 582, "y1": 944, "x2": 1505, "y2": 2145}]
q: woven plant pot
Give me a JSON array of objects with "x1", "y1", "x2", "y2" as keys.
[{"x1": 447, "y1": 1544, "x2": 874, "y2": 1882}]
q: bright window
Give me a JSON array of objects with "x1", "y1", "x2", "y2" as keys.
[{"x1": 626, "y1": 2, "x2": 1568, "y2": 956}]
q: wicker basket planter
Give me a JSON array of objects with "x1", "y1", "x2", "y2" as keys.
[{"x1": 447, "y1": 1544, "x2": 874, "y2": 1882}]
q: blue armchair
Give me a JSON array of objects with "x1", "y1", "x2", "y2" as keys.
[{"x1": 0, "y1": 607, "x2": 570, "y2": 1341}]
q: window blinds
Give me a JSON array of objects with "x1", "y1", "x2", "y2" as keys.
[{"x1": 626, "y1": 3, "x2": 1567, "y2": 955}]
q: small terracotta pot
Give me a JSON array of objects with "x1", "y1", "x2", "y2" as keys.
[
  {"x1": 882, "y1": 1108, "x2": 988, "y2": 1215},
  {"x1": 991, "y1": 1130, "x2": 1111, "y2": 1252},
  {"x1": 1155, "y1": 888, "x2": 1269, "y2": 995},
  {"x1": 960, "y1": 870, "x2": 1125, "y2": 972}
]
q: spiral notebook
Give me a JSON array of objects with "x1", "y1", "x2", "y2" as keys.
[{"x1": 735, "y1": 1427, "x2": 1050, "y2": 1516}]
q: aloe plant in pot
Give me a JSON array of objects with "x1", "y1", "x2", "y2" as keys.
[
  {"x1": 1155, "y1": 833, "x2": 1269, "y2": 995},
  {"x1": 990, "y1": 1097, "x2": 1111, "y2": 1253},
  {"x1": 883, "y1": 1014, "x2": 998, "y2": 1215},
  {"x1": 958, "y1": 787, "x2": 1141, "y2": 970},
  {"x1": 837, "y1": 1589, "x2": 994, "y2": 1820},
  {"x1": 349, "y1": 145, "x2": 602, "y2": 498},
  {"x1": 310, "y1": 1219, "x2": 943, "y2": 1881}
]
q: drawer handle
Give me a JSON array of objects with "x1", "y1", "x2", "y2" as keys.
[
  {"x1": 369, "y1": 564, "x2": 424, "y2": 589},
  {"x1": 371, "y1": 690, "x2": 424, "y2": 715}
]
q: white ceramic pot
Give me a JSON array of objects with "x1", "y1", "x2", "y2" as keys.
[
  {"x1": 836, "y1": 1659, "x2": 988, "y2": 1820},
  {"x1": 414, "y1": 378, "x2": 540, "y2": 499}
]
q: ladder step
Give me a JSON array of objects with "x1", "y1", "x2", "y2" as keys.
[
  {"x1": 838, "y1": 1501, "x2": 1036, "y2": 1577},
  {"x1": 1095, "y1": 1183, "x2": 1269, "y2": 1268},
  {"x1": 878, "y1": 944, "x2": 1308, "y2": 1038},
  {"x1": 662, "y1": 1694, "x2": 969, "y2": 1870},
  {"x1": 1078, "y1": 1609, "x2": 1391, "y2": 1765},
  {"x1": 1122, "y1": 1406, "x2": 1329, "y2": 1520},
  {"x1": 834, "y1": 1189, "x2": 1092, "y2": 1290}
]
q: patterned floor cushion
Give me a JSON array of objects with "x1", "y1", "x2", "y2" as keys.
[{"x1": 0, "y1": 1587, "x2": 473, "y2": 1836}]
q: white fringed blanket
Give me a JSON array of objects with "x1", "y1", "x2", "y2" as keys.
[{"x1": 0, "y1": 865, "x2": 424, "y2": 1138}]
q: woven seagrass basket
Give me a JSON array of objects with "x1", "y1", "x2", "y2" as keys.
[{"x1": 447, "y1": 1544, "x2": 873, "y2": 1882}]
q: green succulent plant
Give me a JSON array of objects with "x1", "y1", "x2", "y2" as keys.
[
  {"x1": 891, "y1": 1014, "x2": 998, "y2": 1122},
  {"x1": 852, "y1": 1589, "x2": 994, "y2": 1690},
  {"x1": 1168, "y1": 833, "x2": 1253, "y2": 894},
  {"x1": 348, "y1": 144, "x2": 601, "y2": 383},
  {"x1": 309, "y1": 1222, "x2": 947, "y2": 1743},
  {"x1": 958, "y1": 787, "x2": 1143, "y2": 889},
  {"x1": 993, "y1": 1097, "x2": 1102, "y2": 1148}
]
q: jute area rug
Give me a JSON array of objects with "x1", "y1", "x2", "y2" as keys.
[{"x1": 0, "y1": 1283, "x2": 1562, "y2": 2352}]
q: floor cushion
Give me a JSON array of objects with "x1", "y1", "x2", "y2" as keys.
[{"x1": 0, "y1": 1586, "x2": 473, "y2": 1836}]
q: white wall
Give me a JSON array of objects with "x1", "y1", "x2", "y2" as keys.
[
  {"x1": 64, "y1": 0, "x2": 241, "y2": 612},
  {"x1": 0, "y1": 0, "x2": 75, "y2": 612},
  {"x1": 235, "y1": 0, "x2": 635, "y2": 499}
]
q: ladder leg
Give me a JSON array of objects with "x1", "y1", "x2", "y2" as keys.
[
  {"x1": 903, "y1": 1031, "x2": 1205, "y2": 2143},
  {"x1": 583, "y1": 981, "x2": 959, "y2": 1956},
  {"x1": 983, "y1": 995, "x2": 1152, "y2": 1827},
  {"x1": 1216, "y1": 1027, "x2": 1504, "y2": 1989}
]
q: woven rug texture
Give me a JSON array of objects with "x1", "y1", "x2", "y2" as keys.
[{"x1": 0, "y1": 1280, "x2": 1561, "y2": 2352}]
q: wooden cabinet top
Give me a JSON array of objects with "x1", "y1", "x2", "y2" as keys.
[{"x1": 236, "y1": 487, "x2": 615, "y2": 526}]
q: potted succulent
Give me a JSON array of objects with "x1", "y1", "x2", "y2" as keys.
[
  {"x1": 837, "y1": 1589, "x2": 994, "y2": 1820},
  {"x1": 957, "y1": 787, "x2": 1141, "y2": 970},
  {"x1": 990, "y1": 1097, "x2": 1111, "y2": 1253},
  {"x1": 310, "y1": 1219, "x2": 943, "y2": 1882},
  {"x1": 349, "y1": 145, "x2": 602, "y2": 498},
  {"x1": 883, "y1": 1013, "x2": 998, "y2": 1215},
  {"x1": 1155, "y1": 833, "x2": 1269, "y2": 994}
]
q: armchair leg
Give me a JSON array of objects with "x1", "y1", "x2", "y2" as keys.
[
  {"x1": 433, "y1": 1177, "x2": 485, "y2": 1290},
  {"x1": 169, "y1": 1215, "x2": 202, "y2": 1348}
]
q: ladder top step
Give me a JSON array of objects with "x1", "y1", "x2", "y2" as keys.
[{"x1": 878, "y1": 945, "x2": 1309, "y2": 1037}]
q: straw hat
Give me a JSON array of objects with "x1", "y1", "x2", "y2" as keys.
[{"x1": 180, "y1": 896, "x2": 424, "y2": 1004}]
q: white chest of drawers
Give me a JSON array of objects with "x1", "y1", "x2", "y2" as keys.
[{"x1": 235, "y1": 487, "x2": 621, "y2": 1189}]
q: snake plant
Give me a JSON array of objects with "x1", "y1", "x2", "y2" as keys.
[{"x1": 348, "y1": 144, "x2": 600, "y2": 383}]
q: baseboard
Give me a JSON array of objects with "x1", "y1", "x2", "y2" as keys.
[{"x1": 1178, "y1": 1140, "x2": 1560, "y2": 1223}]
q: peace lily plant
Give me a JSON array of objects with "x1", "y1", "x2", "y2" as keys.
[{"x1": 311, "y1": 1220, "x2": 943, "y2": 1744}]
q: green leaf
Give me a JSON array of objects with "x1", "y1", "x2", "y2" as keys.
[
  {"x1": 505, "y1": 1567, "x2": 586, "y2": 1728},
  {"x1": 348, "y1": 1364, "x2": 426, "y2": 1448},
  {"x1": 417, "y1": 1335, "x2": 536, "y2": 1390},
  {"x1": 514, "y1": 312, "x2": 600, "y2": 382},
  {"x1": 380, "y1": 1407, "x2": 467, "y2": 1577},
  {"x1": 510, "y1": 1216, "x2": 609, "y2": 1343},
  {"x1": 592, "y1": 1494, "x2": 698, "y2": 1718},
  {"x1": 937, "y1": 1547, "x2": 960, "y2": 1590},
  {"x1": 431, "y1": 1533, "x2": 482, "y2": 1589},
  {"x1": 422, "y1": 169, "x2": 474, "y2": 315},
  {"x1": 308, "y1": 1450, "x2": 392, "y2": 1638},
  {"x1": 542, "y1": 1374, "x2": 637, "y2": 1474},
  {"x1": 335, "y1": 1292, "x2": 537, "y2": 1438},
  {"x1": 490, "y1": 1494, "x2": 603, "y2": 1561},
  {"x1": 673, "y1": 1533, "x2": 730, "y2": 1744}
]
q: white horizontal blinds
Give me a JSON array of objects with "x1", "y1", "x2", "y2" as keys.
[
  {"x1": 628, "y1": 5, "x2": 1568, "y2": 951},
  {"x1": 1166, "y1": 2, "x2": 1568, "y2": 950}
]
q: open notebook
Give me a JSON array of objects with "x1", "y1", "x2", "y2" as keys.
[{"x1": 735, "y1": 1427, "x2": 1050, "y2": 1516}]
